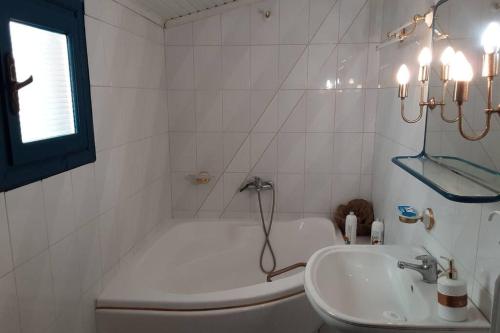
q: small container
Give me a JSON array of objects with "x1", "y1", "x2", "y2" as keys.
[
  {"x1": 438, "y1": 257, "x2": 468, "y2": 322},
  {"x1": 345, "y1": 212, "x2": 357, "y2": 244},
  {"x1": 371, "y1": 219, "x2": 384, "y2": 245}
]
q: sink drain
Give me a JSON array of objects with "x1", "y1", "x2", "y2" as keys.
[{"x1": 382, "y1": 311, "x2": 407, "y2": 323}]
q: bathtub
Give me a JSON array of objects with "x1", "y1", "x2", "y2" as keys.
[{"x1": 96, "y1": 217, "x2": 342, "y2": 333}]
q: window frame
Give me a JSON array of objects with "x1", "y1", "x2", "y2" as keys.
[{"x1": 0, "y1": 0, "x2": 95, "y2": 191}]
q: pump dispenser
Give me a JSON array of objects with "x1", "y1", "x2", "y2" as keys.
[{"x1": 437, "y1": 257, "x2": 468, "y2": 322}]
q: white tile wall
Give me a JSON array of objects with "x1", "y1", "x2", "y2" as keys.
[
  {"x1": 373, "y1": 0, "x2": 500, "y2": 321},
  {"x1": 0, "y1": 0, "x2": 171, "y2": 332},
  {"x1": 167, "y1": 0, "x2": 377, "y2": 219}
]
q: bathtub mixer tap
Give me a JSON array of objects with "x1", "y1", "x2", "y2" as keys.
[
  {"x1": 239, "y1": 177, "x2": 274, "y2": 192},
  {"x1": 239, "y1": 176, "x2": 276, "y2": 275}
]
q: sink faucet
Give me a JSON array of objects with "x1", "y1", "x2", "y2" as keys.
[
  {"x1": 239, "y1": 177, "x2": 273, "y2": 192},
  {"x1": 397, "y1": 255, "x2": 440, "y2": 283}
]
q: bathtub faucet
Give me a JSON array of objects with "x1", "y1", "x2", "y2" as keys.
[{"x1": 239, "y1": 177, "x2": 273, "y2": 192}]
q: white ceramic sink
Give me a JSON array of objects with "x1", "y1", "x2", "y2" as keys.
[{"x1": 304, "y1": 246, "x2": 490, "y2": 333}]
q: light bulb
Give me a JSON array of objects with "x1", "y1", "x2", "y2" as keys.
[
  {"x1": 440, "y1": 46, "x2": 455, "y2": 65},
  {"x1": 450, "y1": 51, "x2": 473, "y2": 82},
  {"x1": 481, "y1": 22, "x2": 500, "y2": 54},
  {"x1": 418, "y1": 47, "x2": 432, "y2": 66},
  {"x1": 397, "y1": 64, "x2": 410, "y2": 85}
]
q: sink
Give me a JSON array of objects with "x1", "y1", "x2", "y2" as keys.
[{"x1": 304, "y1": 246, "x2": 490, "y2": 333}]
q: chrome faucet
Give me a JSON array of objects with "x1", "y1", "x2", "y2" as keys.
[
  {"x1": 397, "y1": 255, "x2": 440, "y2": 283},
  {"x1": 239, "y1": 177, "x2": 273, "y2": 192}
]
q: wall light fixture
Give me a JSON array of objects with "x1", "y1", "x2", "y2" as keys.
[{"x1": 396, "y1": 22, "x2": 500, "y2": 141}]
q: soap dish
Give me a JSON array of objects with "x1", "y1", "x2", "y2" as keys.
[{"x1": 398, "y1": 208, "x2": 435, "y2": 231}]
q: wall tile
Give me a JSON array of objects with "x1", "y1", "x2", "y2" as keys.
[
  {"x1": 165, "y1": 0, "x2": 375, "y2": 219},
  {"x1": 306, "y1": 90, "x2": 334, "y2": 132},
  {"x1": 170, "y1": 133, "x2": 197, "y2": 172},
  {"x1": 310, "y1": 0, "x2": 339, "y2": 44},
  {"x1": 6, "y1": 182, "x2": 48, "y2": 267},
  {"x1": 222, "y1": 46, "x2": 251, "y2": 89},
  {"x1": 196, "y1": 133, "x2": 224, "y2": 173},
  {"x1": 50, "y1": 233, "x2": 82, "y2": 321},
  {"x1": 306, "y1": 133, "x2": 334, "y2": 173},
  {"x1": 71, "y1": 164, "x2": 99, "y2": 228},
  {"x1": 222, "y1": 90, "x2": 251, "y2": 132},
  {"x1": 166, "y1": 23, "x2": 193, "y2": 45},
  {"x1": 337, "y1": 44, "x2": 368, "y2": 89},
  {"x1": 307, "y1": 44, "x2": 338, "y2": 90},
  {"x1": 251, "y1": 46, "x2": 279, "y2": 90},
  {"x1": 305, "y1": 174, "x2": 332, "y2": 214},
  {"x1": 194, "y1": 46, "x2": 222, "y2": 89},
  {"x1": 43, "y1": 172, "x2": 77, "y2": 246},
  {"x1": 166, "y1": 46, "x2": 194, "y2": 89},
  {"x1": 15, "y1": 251, "x2": 55, "y2": 333},
  {"x1": 279, "y1": 0, "x2": 309, "y2": 44},
  {"x1": 222, "y1": 6, "x2": 250, "y2": 45},
  {"x1": 194, "y1": 15, "x2": 221, "y2": 45},
  {"x1": 0, "y1": 272, "x2": 20, "y2": 333},
  {"x1": 278, "y1": 133, "x2": 306, "y2": 173},
  {"x1": 335, "y1": 89, "x2": 365, "y2": 132},
  {"x1": 168, "y1": 90, "x2": 196, "y2": 131},
  {"x1": 331, "y1": 174, "x2": 361, "y2": 209},
  {"x1": 333, "y1": 133, "x2": 363, "y2": 173},
  {"x1": 0, "y1": 195, "x2": 13, "y2": 277},
  {"x1": 340, "y1": 0, "x2": 369, "y2": 43},
  {"x1": 196, "y1": 90, "x2": 223, "y2": 131},
  {"x1": 77, "y1": 220, "x2": 102, "y2": 293},
  {"x1": 277, "y1": 174, "x2": 305, "y2": 213},
  {"x1": 251, "y1": 0, "x2": 279, "y2": 45},
  {"x1": 280, "y1": 45, "x2": 307, "y2": 90}
]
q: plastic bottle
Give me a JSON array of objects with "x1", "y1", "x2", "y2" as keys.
[{"x1": 345, "y1": 212, "x2": 357, "y2": 244}]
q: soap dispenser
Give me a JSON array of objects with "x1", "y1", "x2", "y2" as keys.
[{"x1": 437, "y1": 257, "x2": 467, "y2": 322}]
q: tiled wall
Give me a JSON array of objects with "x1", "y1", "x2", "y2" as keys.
[
  {"x1": 0, "y1": 1, "x2": 171, "y2": 332},
  {"x1": 166, "y1": 0, "x2": 379, "y2": 219},
  {"x1": 374, "y1": 0, "x2": 500, "y2": 320}
]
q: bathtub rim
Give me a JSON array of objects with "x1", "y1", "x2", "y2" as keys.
[{"x1": 97, "y1": 217, "x2": 341, "y2": 311}]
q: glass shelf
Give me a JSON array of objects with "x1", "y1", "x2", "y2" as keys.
[{"x1": 392, "y1": 154, "x2": 500, "y2": 203}]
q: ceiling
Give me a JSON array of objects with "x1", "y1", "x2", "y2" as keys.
[{"x1": 130, "y1": 0, "x2": 244, "y2": 22}]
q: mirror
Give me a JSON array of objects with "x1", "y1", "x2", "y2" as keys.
[{"x1": 394, "y1": 0, "x2": 500, "y2": 203}]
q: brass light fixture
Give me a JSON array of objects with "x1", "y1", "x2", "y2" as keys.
[
  {"x1": 397, "y1": 47, "x2": 444, "y2": 124},
  {"x1": 395, "y1": 22, "x2": 500, "y2": 141}
]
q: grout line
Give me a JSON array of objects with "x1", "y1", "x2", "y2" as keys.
[
  {"x1": 84, "y1": 13, "x2": 163, "y2": 46},
  {"x1": 1, "y1": 193, "x2": 24, "y2": 332},
  {"x1": 216, "y1": 1, "x2": 344, "y2": 218}
]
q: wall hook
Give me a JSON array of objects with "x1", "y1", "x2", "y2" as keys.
[
  {"x1": 259, "y1": 9, "x2": 271, "y2": 19},
  {"x1": 488, "y1": 211, "x2": 500, "y2": 221}
]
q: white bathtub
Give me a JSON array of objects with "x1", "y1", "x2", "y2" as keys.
[{"x1": 96, "y1": 217, "x2": 342, "y2": 333}]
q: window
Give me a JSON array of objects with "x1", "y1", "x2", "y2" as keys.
[{"x1": 0, "y1": 0, "x2": 95, "y2": 191}]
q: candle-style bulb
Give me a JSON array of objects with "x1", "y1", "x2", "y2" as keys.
[
  {"x1": 397, "y1": 64, "x2": 410, "y2": 85},
  {"x1": 451, "y1": 52, "x2": 473, "y2": 82},
  {"x1": 418, "y1": 47, "x2": 432, "y2": 66},
  {"x1": 481, "y1": 22, "x2": 500, "y2": 54},
  {"x1": 440, "y1": 46, "x2": 455, "y2": 65}
]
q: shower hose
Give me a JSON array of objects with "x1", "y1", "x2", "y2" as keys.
[{"x1": 257, "y1": 187, "x2": 277, "y2": 274}]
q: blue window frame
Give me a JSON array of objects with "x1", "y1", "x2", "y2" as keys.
[{"x1": 0, "y1": 0, "x2": 95, "y2": 191}]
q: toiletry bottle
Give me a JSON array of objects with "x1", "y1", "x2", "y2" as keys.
[
  {"x1": 371, "y1": 218, "x2": 384, "y2": 245},
  {"x1": 438, "y1": 257, "x2": 467, "y2": 322},
  {"x1": 345, "y1": 212, "x2": 357, "y2": 244}
]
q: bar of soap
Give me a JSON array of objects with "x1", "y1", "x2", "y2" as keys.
[{"x1": 397, "y1": 205, "x2": 418, "y2": 218}]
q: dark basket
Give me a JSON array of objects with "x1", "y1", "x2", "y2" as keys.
[{"x1": 334, "y1": 199, "x2": 374, "y2": 236}]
